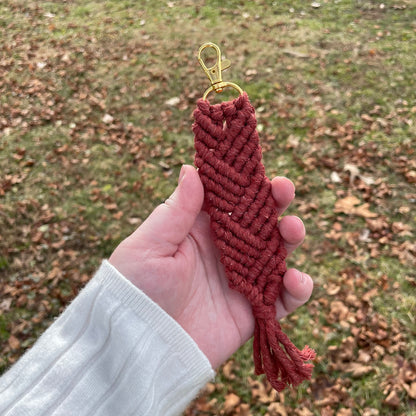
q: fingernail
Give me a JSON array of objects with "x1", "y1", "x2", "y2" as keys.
[
  {"x1": 178, "y1": 165, "x2": 186, "y2": 184},
  {"x1": 301, "y1": 272, "x2": 311, "y2": 285},
  {"x1": 297, "y1": 271, "x2": 306, "y2": 284}
]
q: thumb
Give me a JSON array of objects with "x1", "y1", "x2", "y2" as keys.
[{"x1": 137, "y1": 165, "x2": 204, "y2": 255}]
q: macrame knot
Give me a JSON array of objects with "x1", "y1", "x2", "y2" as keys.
[
  {"x1": 252, "y1": 302, "x2": 276, "y2": 321},
  {"x1": 193, "y1": 92, "x2": 315, "y2": 392}
]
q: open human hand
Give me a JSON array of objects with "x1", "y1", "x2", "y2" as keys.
[{"x1": 109, "y1": 165, "x2": 313, "y2": 369}]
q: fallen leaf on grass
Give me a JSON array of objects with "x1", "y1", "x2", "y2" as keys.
[
  {"x1": 365, "y1": 217, "x2": 388, "y2": 231},
  {"x1": 330, "y1": 171, "x2": 342, "y2": 183},
  {"x1": 362, "y1": 409, "x2": 379, "y2": 416},
  {"x1": 353, "y1": 203, "x2": 378, "y2": 218},
  {"x1": 112, "y1": 211, "x2": 123, "y2": 220},
  {"x1": 384, "y1": 390, "x2": 400, "y2": 407},
  {"x1": 267, "y1": 402, "x2": 287, "y2": 416},
  {"x1": 222, "y1": 360, "x2": 236, "y2": 380},
  {"x1": 184, "y1": 395, "x2": 216, "y2": 414},
  {"x1": 405, "y1": 170, "x2": 416, "y2": 183},
  {"x1": 335, "y1": 195, "x2": 360, "y2": 211},
  {"x1": 223, "y1": 393, "x2": 240, "y2": 414},
  {"x1": 102, "y1": 113, "x2": 114, "y2": 124},
  {"x1": 8, "y1": 335, "x2": 20, "y2": 350},
  {"x1": 343, "y1": 362, "x2": 373, "y2": 378},
  {"x1": 249, "y1": 377, "x2": 279, "y2": 404},
  {"x1": 344, "y1": 163, "x2": 375, "y2": 186},
  {"x1": 357, "y1": 350, "x2": 372, "y2": 364},
  {"x1": 320, "y1": 407, "x2": 334, "y2": 416},
  {"x1": 328, "y1": 300, "x2": 349, "y2": 323},
  {"x1": 335, "y1": 196, "x2": 377, "y2": 218},
  {"x1": 336, "y1": 409, "x2": 353, "y2": 416},
  {"x1": 165, "y1": 97, "x2": 180, "y2": 106},
  {"x1": 391, "y1": 221, "x2": 412, "y2": 236},
  {"x1": 362, "y1": 287, "x2": 378, "y2": 303},
  {"x1": 0, "y1": 298, "x2": 13, "y2": 312},
  {"x1": 236, "y1": 403, "x2": 252, "y2": 416},
  {"x1": 404, "y1": 382, "x2": 416, "y2": 399},
  {"x1": 295, "y1": 408, "x2": 314, "y2": 416},
  {"x1": 326, "y1": 283, "x2": 341, "y2": 296},
  {"x1": 282, "y1": 49, "x2": 310, "y2": 59},
  {"x1": 104, "y1": 203, "x2": 118, "y2": 211}
]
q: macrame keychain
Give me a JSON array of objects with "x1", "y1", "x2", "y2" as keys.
[{"x1": 192, "y1": 42, "x2": 315, "y2": 391}]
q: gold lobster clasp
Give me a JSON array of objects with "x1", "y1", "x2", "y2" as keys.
[{"x1": 197, "y1": 42, "x2": 243, "y2": 100}]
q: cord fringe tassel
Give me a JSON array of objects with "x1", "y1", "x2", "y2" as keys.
[{"x1": 253, "y1": 316, "x2": 316, "y2": 391}]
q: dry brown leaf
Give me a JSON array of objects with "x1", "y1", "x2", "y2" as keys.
[
  {"x1": 321, "y1": 406, "x2": 335, "y2": 416},
  {"x1": 295, "y1": 408, "x2": 314, "y2": 416},
  {"x1": 8, "y1": 335, "x2": 20, "y2": 350},
  {"x1": 47, "y1": 266, "x2": 61, "y2": 280},
  {"x1": 185, "y1": 395, "x2": 216, "y2": 414},
  {"x1": 357, "y1": 350, "x2": 372, "y2": 364},
  {"x1": 250, "y1": 378, "x2": 278, "y2": 404},
  {"x1": 391, "y1": 221, "x2": 412, "y2": 236},
  {"x1": 127, "y1": 217, "x2": 141, "y2": 225},
  {"x1": 223, "y1": 393, "x2": 240, "y2": 414},
  {"x1": 112, "y1": 211, "x2": 123, "y2": 220},
  {"x1": 405, "y1": 170, "x2": 416, "y2": 183},
  {"x1": 344, "y1": 362, "x2": 373, "y2": 378},
  {"x1": 328, "y1": 336, "x2": 356, "y2": 364},
  {"x1": 362, "y1": 287, "x2": 378, "y2": 303},
  {"x1": 334, "y1": 195, "x2": 360, "y2": 213},
  {"x1": 336, "y1": 409, "x2": 353, "y2": 416},
  {"x1": 329, "y1": 300, "x2": 349, "y2": 323},
  {"x1": 0, "y1": 298, "x2": 13, "y2": 312},
  {"x1": 203, "y1": 382, "x2": 216, "y2": 395},
  {"x1": 343, "y1": 163, "x2": 374, "y2": 185},
  {"x1": 362, "y1": 409, "x2": 379, "y2": 416},
  {"x1": 267, "y1": 402, "x2": 287, "y2": 416},
  {"x1": 384, "y1": 390, "x2": 400, "y2": 407},
  {"x1": 222, "y1": 360, "x2": 236, "y2": 380},
  {"x1": 104, "y1": 202, "x2": 118, "y2": 211},
  {"x1": 366, "y1": 217, "x2": 388, "y2": 231},
  {"x1": 326, "y1": 283, "x2": 341, "y2": 296},
  {"x1": 403, "y1": 381, "x2": 416, "y2": 399},
  {"x1": 353, "y1": 203, "x2": 378, "y2": 218},
  {"x1": 315, "y1": 393, "x2": 339, "y2": 407},
  {"x1": 236, "y1": 403, "x2": 252, "y2": 416},
  {"x1": 334, "y1": 196, "x2": 377, "y2": 218}
]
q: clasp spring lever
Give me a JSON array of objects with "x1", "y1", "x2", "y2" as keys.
[{"x1": 197, "y1": 42, "x2": 243, "y2": 100}]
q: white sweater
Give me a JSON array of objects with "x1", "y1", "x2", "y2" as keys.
[{"x1": 0, "y1": 261, "x2": 215, "y2": 416}]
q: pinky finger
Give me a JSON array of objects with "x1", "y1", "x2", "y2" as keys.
[{"x1": 275, "y1": 268, "x2": 313, "y2": 320}]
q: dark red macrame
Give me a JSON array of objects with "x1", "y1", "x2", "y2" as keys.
[{"x1": 193, "y1": 92, "x2": 315, "y2": 391}]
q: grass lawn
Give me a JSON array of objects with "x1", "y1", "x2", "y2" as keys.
[{"x1": 1, "y1": 1, "x2": 415, "y2": 415}]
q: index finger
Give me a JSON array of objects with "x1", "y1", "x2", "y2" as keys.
[{"x1": 271, "y1": 176, "x2": 296, "y2": 217}]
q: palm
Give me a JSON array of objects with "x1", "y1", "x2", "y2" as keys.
[
  {"x1": 174, "y1": 211, "x2": 255, "y2": 368},
  {"x1": 110, "y1": 210, "x2": 252, "y2": 368}
]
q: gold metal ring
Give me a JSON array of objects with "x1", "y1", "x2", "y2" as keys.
[{"x1": 202, "y1": 82, "x2": 243, "y2": 100}]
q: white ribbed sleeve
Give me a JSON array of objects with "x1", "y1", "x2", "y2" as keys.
[{"x1": 0, "y1": 260, "x2": 215, "y2": 416}]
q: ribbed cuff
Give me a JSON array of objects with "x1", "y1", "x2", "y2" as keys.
[{"x1": 96, "y1": 260, "x2": 215, "y2": 384}]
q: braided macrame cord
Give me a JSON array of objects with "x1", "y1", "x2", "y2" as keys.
[{"x1": 193, "y1": 88, "x2": 315, "y2": 390}]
